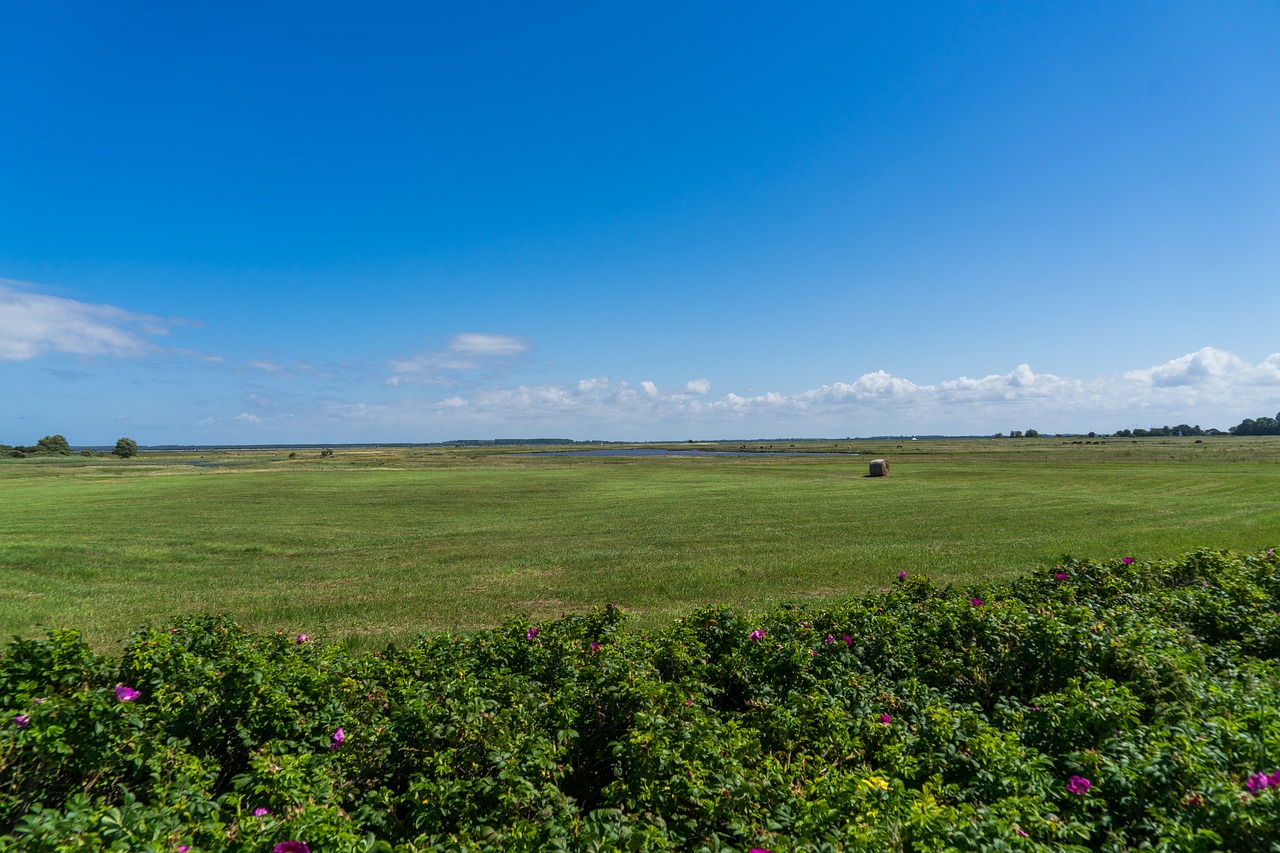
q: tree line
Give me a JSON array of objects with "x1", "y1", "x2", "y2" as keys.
[
  {"x1": 1, "y1": 435, "x2": 139, "y2": 458},
  {"x1": 994, "y1": 411, "x2": 1280, "y2": 439},
  {"x1": 1227, "y1": 411, "x2": 1280, "y2": 436},
  {"x1": 1115, "y1": 412, "x2": 1280, "y2": 437}
]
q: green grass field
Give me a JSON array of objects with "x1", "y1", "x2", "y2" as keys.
[{"x1": 2, "y1": 437, "x2": 1278, "y2": 650}]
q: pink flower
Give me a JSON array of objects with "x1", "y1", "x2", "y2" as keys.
[
  {"x1": 823, "y1": 634, "x2": 835, "y2": 644},
  {"x1": 1245, "y1": 771, "x2": 1278, "y2": 793},
  {"x1": 253, "y1": 807, "x2": 271, "y2": 817},
  {"x1": 1015, "y1": 827, "x2": 1029, "y2": 837},
  {"x1": 273, "y1": 843, "x2": 310, "y2": 853},
  {"x1": 14, "y1": 714, "x2": 30, "y2": 729},
  {"x1": 114, "y1": 684, "x2": 141, "y2": 702},
  {"x1": 897, "y1": 571, "x2": 907, "y2": 579},
  {"x1": 748, "y1": 629, "x2": 765, "y2": 641},
  {"x1": 589, "y1": 642, "x2": 601, "y2": 652},
  {"x1": 1122, "y1": 556, "x2": 1134, "y2": 565},
  {"x1": 879, "y1": 713, "x2": 892, "y2": 725},
  {"x1": 1054, "y1": 572, "x2": 1069, "y2": 580},
  {"x1": 748, "y1": 848, "x2": 772, "y2": 853},
  {"x1": 178, "y1": 846, "x2": 190, "y2": 852},
  {"x1": 526, "y1": 627, "x2": 540, "y2": 640},
  {"x1": 843, "y1": 634, "x2": 853, "y2": 647},
  {"x1": 330, "y1": 727, "x2": 345, "y2": 749},
  {"x1": 295, "y1": 633, "x2": 309, "y2": 644},
  {"x1": 1067, "y1": 775, "x2": 1091, "y2": 795},
  {"x1": 970, "y1": 598, "x2": 984, "y2": 607}
]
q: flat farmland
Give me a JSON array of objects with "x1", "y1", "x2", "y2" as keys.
[{"x1": 2, "y1": 437, "x2": 1277, "y2": 650}]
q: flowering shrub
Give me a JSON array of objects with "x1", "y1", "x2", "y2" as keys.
[{"x1": 2, "y1": 550, "x2": 1279, "y2": 851}]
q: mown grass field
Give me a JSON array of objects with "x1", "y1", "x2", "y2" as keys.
[{"x1": 2, "y1": 437, "x2": 1278, "y2": 650}]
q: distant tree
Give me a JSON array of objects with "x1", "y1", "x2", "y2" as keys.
[
  {"x1": 113, "y1": 437, "x2": 139, "y2": 458},
  {"x1": 1009, "y1": 430, "x2": 1024, "y2": 439},
  {"x1": 1024, "y1": 429, "x2": 1040, "y2": 438},
  {"x1": 35, "y1": 435, "x2": 71, "y2": 455},
  {"x1": 992, "y1": 432, "x2": 1004, "y2": 438}
]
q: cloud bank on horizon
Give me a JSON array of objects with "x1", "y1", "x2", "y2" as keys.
[{"x1": 3, "y1": 281, "x2": 1277, "y2": 444}]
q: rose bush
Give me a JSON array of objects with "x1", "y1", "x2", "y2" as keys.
[{"x1": 2, "y1": 550, "x2": 1279, "y2": 851}]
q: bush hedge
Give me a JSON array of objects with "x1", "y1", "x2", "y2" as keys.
[{"x1": 3, "y1": 548, "x2": 1279, "y2": 852}]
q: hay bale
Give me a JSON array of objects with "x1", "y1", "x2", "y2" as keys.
[{"x1": 869, "y1": 458, "x2": 889, "y2": 477}]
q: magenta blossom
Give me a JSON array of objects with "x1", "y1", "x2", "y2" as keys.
[
  {"x1": 590, "y1": 642, "x2": 601, "y2": 652},
  {"x1": 879, "y1": 713, "x2": 892, "y2": 725},
  {"x1": 114, "y1": 684, "x2": 141, "y2": 702},
  {"x1": 748, "y1": 629, "x2": 765, "y2": 641},
  {"x1": 295, "y1": 633, "x2": 309, "y2": 644},
  {"x1": 526, "y1": 627, "x2": 540, "y2": 641},
  {"x1": 970, "y1": 598, "x2": 984, "y2": 607},
  {"x1": 823, "y1": 634, "x2": 835, "y2": 644},
  {"x1": 273, "y1": 843, "x2": 310, "y2": 853},
  {"x1": 1244, "y1": 770, "x2": 1280, "y2": 793},
  {"x1": 748, "y1": 848, "x2": 772, "y2": 853},
  {"x1": 1122, "y1": 556, "x2": 1134, "y2": 565},
  {"x1": 1067, "y1": 775, "x2": 1091, "y2": 795},
  {"x1": 14, "y1": 714, "x2": 30, "y2": 729},
  {"x1": 178, "y1": 846, "x2": 190, "y2": 853},
  {"x1": 1015, "y1": 827, "x2": 1029, "y2": 838},
  {"x1": 330, "y1": 727, "x2": 345, "y2": 749},
  {"x1": 1054, "y1": 572, "x2": 1069, "y2": 580},
  {"x1": 897, "y1": 571, "x2": 907, "y2": 579},
  {"x1": 843, "y1": 634, "x2": 853, "y2": 647},
  {"x1": 252, "y1": 807, "x2": 271, "y2": 817}
]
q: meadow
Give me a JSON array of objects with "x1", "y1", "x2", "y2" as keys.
[{"x1": 1, "y1": 436, "x2": 1278, "y2": 651}]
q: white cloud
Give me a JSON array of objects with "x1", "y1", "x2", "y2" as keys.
[
  {"x1": 449, "y1": 333, "x2": 530, "y2": 356},
  {"x1": 388, "y1": 333, "x2": 530, "y2": 384},
  {"x1": 0, "y1": 281, "x2": 183, "y2": 361},
  {"x1": 684, "y1": 379, "x2": 711, "y2": 395},
  {"x1": 1124, "y1": 346, "x2": 1251, "y2": 387},
  {"x1": 325, "y1": 347, "x2": 1280, "y2": 438}
]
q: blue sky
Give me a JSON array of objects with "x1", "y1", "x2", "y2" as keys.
[{"x1": 3, "y1": 2, "x2": 1278, "y2": 444}]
